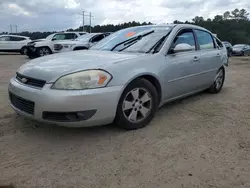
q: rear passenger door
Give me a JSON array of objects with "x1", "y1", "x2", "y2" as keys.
[{"x1": 194, "y1": 29, "x2": 220, "y2": 88}]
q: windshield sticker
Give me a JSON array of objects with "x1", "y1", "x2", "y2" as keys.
[{"x1": 126, "y1": 32, "x2": 136, "y2": 37}]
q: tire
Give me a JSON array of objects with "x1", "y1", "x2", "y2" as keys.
[
  {"x1": 242, "y1": 51, "x2": 247, "y2": 56},
  {"x1": 114, "y1": 78, "x2": 158, "y2": 130},
  {"x1": 20, "y1": 47, "x2": 27, "y2": 55},
  {"x1": 208, "y1": 68, "x2": 225, "y2": 94},
  {"x1": 37, "y1": 47, "x2": 52, "y2": 57}
]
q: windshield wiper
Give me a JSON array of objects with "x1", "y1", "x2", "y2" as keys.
[{"x1": 111, "y1": 30, "x2": 154, "y2": 51}]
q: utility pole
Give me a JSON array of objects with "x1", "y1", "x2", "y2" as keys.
[
  {"x1": 10, "y1": 24, "x2": 12, "y2": 34},
  {"x1": 14, "y1": 25, "x2": 18, "y2": 33},
  {"x1": 82, "y1": 11, "x2": 85, "y2": 32},
  {"x1": 80, "y1": 11, "x2": 93, "y2": 33},
  {"x1": 89, "y1": 12, "x2": 92, "y2": 33}
]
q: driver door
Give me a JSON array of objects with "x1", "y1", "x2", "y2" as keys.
[{"x1": 164, "y1": 29, "x2": 202, "y2": 100}]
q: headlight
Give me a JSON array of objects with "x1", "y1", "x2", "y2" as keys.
[{"x1": 52, "y1": 70, "x2": 112, "y2": 90}]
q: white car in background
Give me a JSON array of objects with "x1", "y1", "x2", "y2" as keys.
[
  {"x1": 0, "y1": 35, "x2": 31, "y2": 54},
  {"x1": 53, "y1": 33, "x2": 108, "y2": 53},
  {"x1": 26, "y1": 32, "x2": 87, "y2": 58}
]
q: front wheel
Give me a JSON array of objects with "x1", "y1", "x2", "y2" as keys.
[
  {"x1": 20, "y1": 47, "x2": 28, "y2": 55},
  {"x1": 208, "y1": 68, "x2": 225, "y2": 94},
  {"x1": 37, "y1": 47, "x2": 52, "y2": 57},
  {"x1": 114, "y1": 78, "x2": 158, "y2": 130}
]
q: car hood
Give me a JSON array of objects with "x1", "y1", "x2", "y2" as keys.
[{"x1": 18, "y1": 50, "x2": 145, "y2": 82}]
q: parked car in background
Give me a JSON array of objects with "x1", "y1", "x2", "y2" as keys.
[
  {"x1": 54, "y1": 33, "x2": 107, "y2": 53},
  {"x1": 222, "y1": 41, "x2": 233, "y2": 57},
  {"x1": 9, "y1": 24, "x2": 228, "y2": 130},
  {"x1": 232, "y1": 44, "x2": 250, "y2": 56},
  {"x1": 21, "y1": 39, "x2": 46, "y2": 55},
  {"x1": 0, "y1": 35, "x2": 31, "y2": 54},
  {"x1": 26, "y1": 32, "x2": 87, "y2": 58}
]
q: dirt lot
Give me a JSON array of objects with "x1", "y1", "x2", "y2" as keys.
[{"x1": 0, "y1": 54, "x2": 250, "y2": 188}]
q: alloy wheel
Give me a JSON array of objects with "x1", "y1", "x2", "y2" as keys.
[
  {"x1": 39, "y1": 48, "x2": 50, "y2": 56},
  {"x1": 122, "y1": 88, "x2": 152, "y2": 123}
]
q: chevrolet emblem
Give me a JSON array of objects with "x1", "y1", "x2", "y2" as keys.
[{"x1": 21, "y1": 78, "x2": 28, "y2": 83}]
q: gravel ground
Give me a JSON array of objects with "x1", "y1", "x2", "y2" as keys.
[{"x1": 0, "y1": 54, "x2": 250, "y2": 188}]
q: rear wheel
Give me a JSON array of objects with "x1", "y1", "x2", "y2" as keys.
[
  {"x1": 208, "y1": 68, "x2": 225, "y2": 94},
  {"x1": 114, "y1": 78, "x2": 158, "y2": 130},
  {"x1": 37, "y1": 47, "x2": 52, "y2": 57}
]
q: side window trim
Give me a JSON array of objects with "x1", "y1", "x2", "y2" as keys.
[{"x1": 167, "y1": 28, "x2": 197, "y2": 55}]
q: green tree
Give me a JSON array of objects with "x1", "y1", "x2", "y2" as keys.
[
  {"x1": 192, "y1": 16, "x2": 204, "y2": 23},
  {"x1": 213, "y1": 15, "x2": 223, "y2": 22},
  {"x1": 223, "y1": 11, "x2": 231, "y2": 20}
]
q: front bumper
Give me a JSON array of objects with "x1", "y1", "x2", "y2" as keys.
[
  {"x1": 8, "y1": 78, "x2": 123, "y2": 127},
  {"x1": 232, "y1": 51, "x2": 243, "y2": 56},
  {"x1": 26, "y1": 46, "x2": 40, "y2": 58},
  {"x1": 53, "y1": 47, "x2": 72, "y2": 53}
]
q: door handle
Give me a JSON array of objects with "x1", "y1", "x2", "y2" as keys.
[
  {"x1": 216, "y1": 53, "x2": 221, "y2": 57},
  {"x1": 193, "y1": 56, "x2": 199, "y2": 61}
]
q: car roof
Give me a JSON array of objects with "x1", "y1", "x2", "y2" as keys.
[
  {"x1": 57, "y1": 32, "x2": 87, "y2": 34},
  {"x1": 123, "y1": 24, "x2": 209, "y2": 32},
  {"x1": 0, "y1": 34, "x2": 30, "y2": 38}
]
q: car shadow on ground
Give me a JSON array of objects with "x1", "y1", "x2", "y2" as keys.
[
  {"x1": 0, "y1": 53, "x2": 22, "y2": 55},
  {"x1": 12, "y1": 89, "x2": 226, "y2": 138}
]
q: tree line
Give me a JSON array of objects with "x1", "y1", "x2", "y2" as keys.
[{"x1": 1, "y1": 9, "x2": 250, "y2": 44}]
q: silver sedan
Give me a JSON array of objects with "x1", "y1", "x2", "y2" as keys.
[{"x1": 8, "y1": 24, "x2": 228, "y2": 130}]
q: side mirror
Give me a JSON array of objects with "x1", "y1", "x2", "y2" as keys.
[
  {"x1": 51, "y1": 38, "x2": 56, "y2": 41},
  {"x1": 173, "y1": 43, "x2": 193, "y2": 53}
]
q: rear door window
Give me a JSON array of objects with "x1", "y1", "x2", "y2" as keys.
[
  {"x1": 9, "y1": 36, "x2": 26, "y2": 41},
  {"x1": 64, "y1": 33, "x2": 78, "y2": 39},
  {"x1": 194, "y1": 30, "x2": 215, "y2": 50}
]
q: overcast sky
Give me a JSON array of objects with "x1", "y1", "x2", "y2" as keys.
[{"x1": 0, "y1": 0, "x2": 249, "y2": 32}]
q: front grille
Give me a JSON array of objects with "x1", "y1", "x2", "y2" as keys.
[
  {"x1": 16, "y1": 73, "x2": 46, "y2": 88},
  {"x1": 9, "y1": 92, "x2": 35, "y2": 115},
  {"x1": 54, "y1": 44, "x2": 63, "y2": 51}
]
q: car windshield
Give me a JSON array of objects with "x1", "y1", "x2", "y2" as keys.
[
  {"x1": 75, "y1": 33, "x2": 98, "y2": 42},
  {"x1": 233, "y1": 44, "x2": 244, "y2": 48},
  {"x1": 46, "y1": 34, "x2": 56, "y2": 40},
  {"x1": 91, "y1": 26, "x2": 173, "y2": 53}
]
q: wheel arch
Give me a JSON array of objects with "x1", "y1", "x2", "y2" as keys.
[{"x1": 119, "y1": 73, "x2": 163, "y2": 106}]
